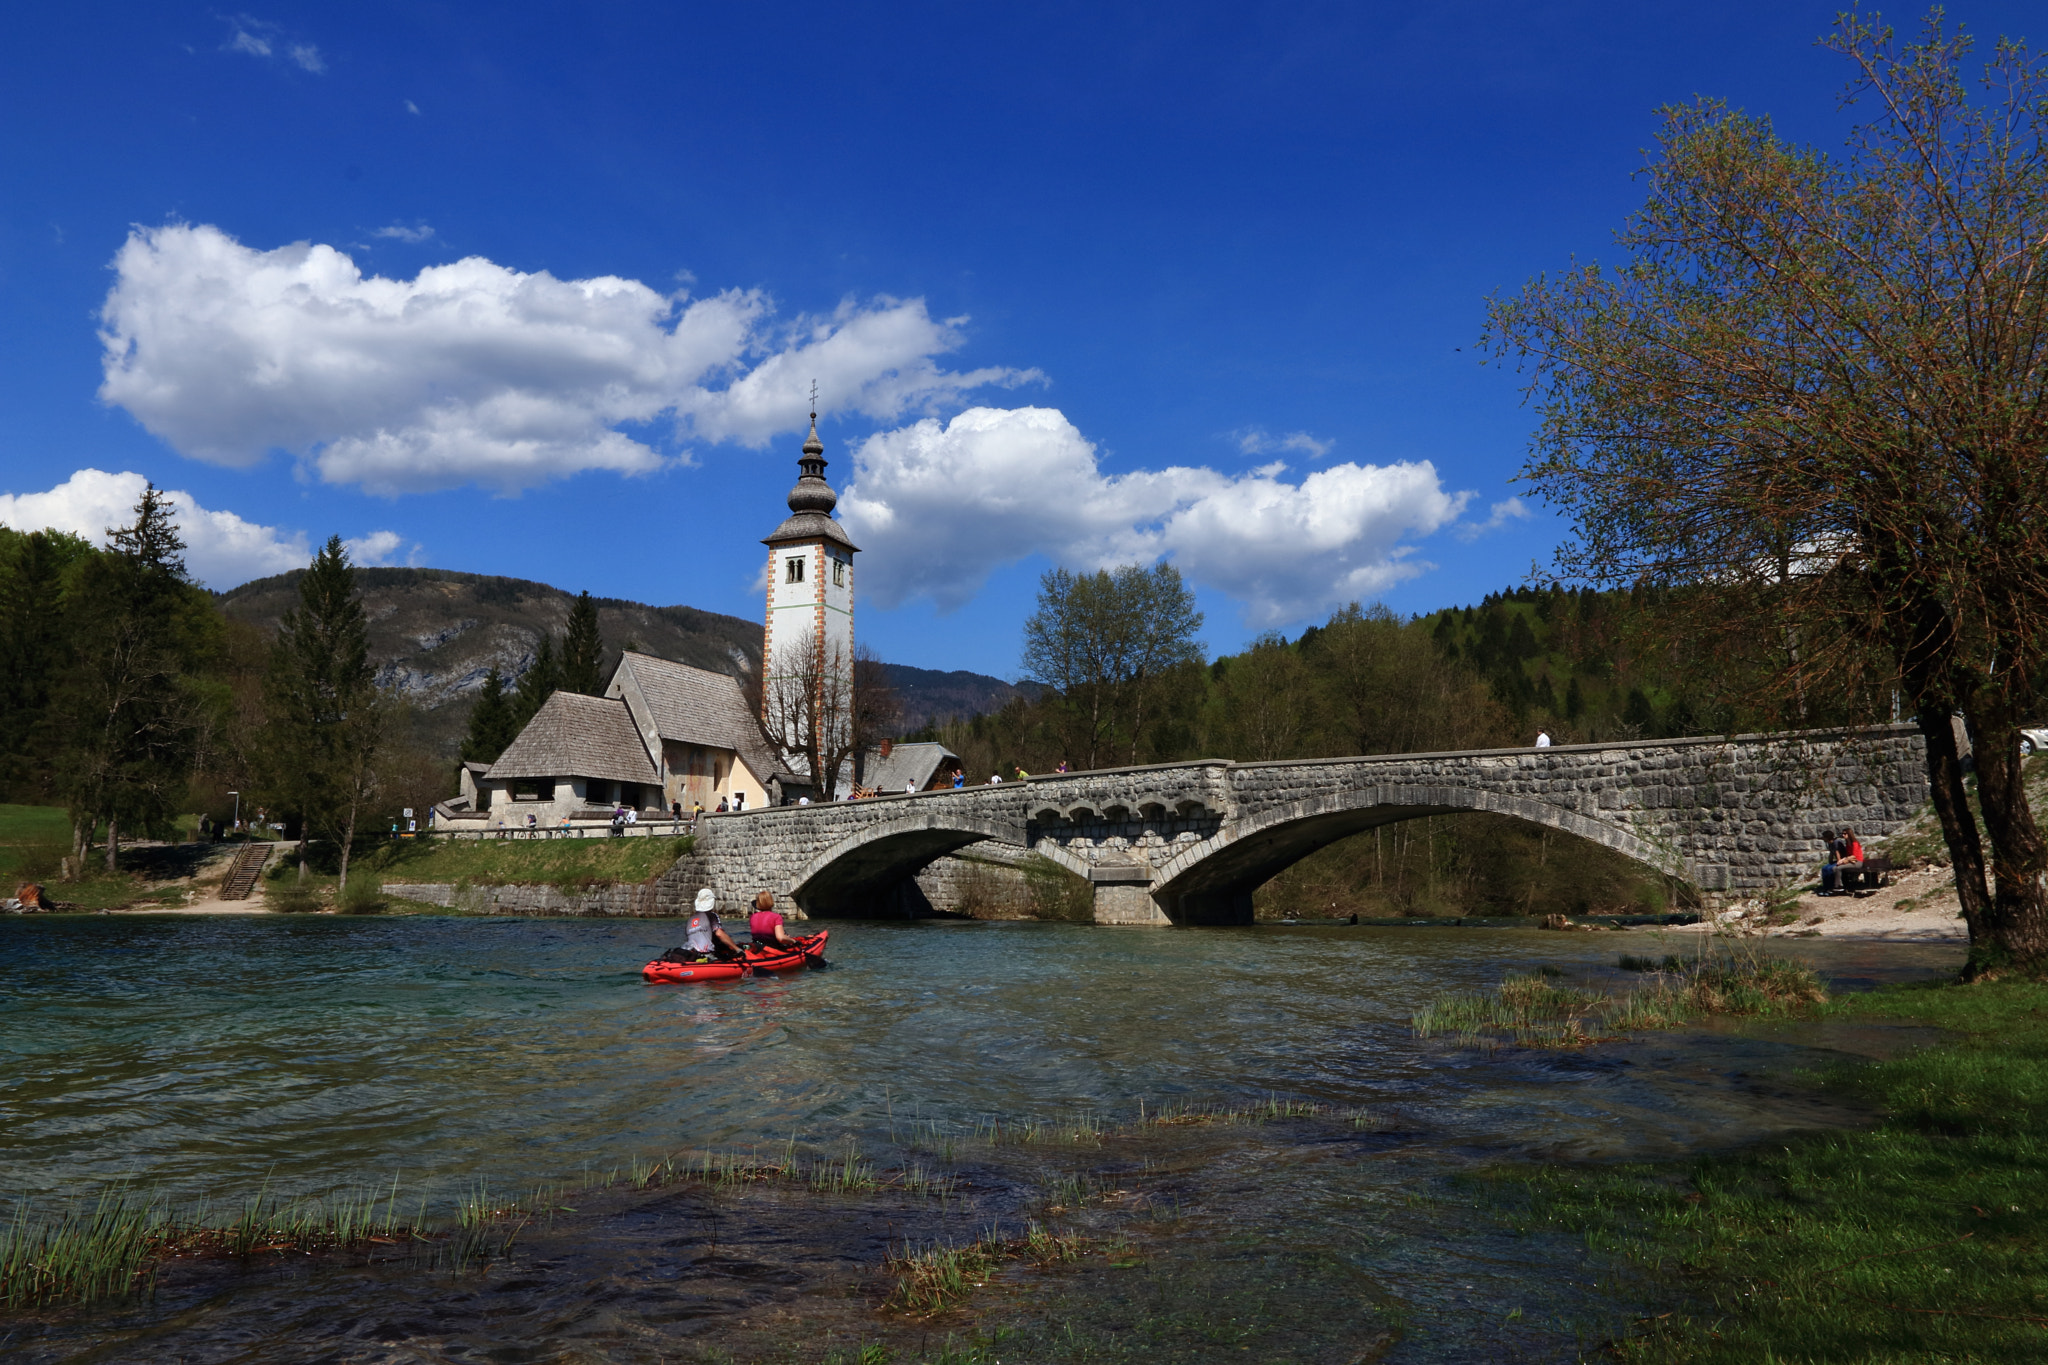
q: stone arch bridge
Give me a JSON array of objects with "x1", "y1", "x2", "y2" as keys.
[{"x1": 654, "y1": 725, "x2": 1930, "y2": 925}]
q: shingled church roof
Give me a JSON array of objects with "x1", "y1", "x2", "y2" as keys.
[
  {"x1": 485, "y1": 692, "x2": 658, "y2": 784},
  {"x1": 612, "y1": 652, "x2": 782, "y2": 783}
]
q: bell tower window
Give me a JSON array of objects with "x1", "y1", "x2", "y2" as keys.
[{"x1": 786, "y1": 557, "x2": 805, "y2": 584}]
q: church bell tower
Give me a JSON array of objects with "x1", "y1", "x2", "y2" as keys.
[{"x1": 760, "y1": 410, "x2": 858, "y2": 780}]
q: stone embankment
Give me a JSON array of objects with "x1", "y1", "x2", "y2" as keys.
[{"x1": 382, "y1": 881, "x2": 661, "y2": 916}]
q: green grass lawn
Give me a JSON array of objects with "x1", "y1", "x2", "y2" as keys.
[{"x1": 1489, "y1": 978, "x2": 2048, "y2": 1361}]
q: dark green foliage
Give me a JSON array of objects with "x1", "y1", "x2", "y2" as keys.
[
  {"x1": 559, "y1": 590, "x2": 605, "y2": 696},
  {"x1": 0, "y1": 528, "x2": 95, "y2": 802},
  {"x1": 259, "y1": 536, "x2": 384, "y2": 887},
  {"x1": 55, "y1": 486, "x2": 218, "y2": 866},
  {"x1": 460, "y1": 668, "x2": 518, "y2": 765},
  {"x1": 511, "y1": 635, "x2": 558, "y2": 729}
]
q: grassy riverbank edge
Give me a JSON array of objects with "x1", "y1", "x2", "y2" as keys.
[{"x1": 1478, "y1": 979, "x2": 2048, "y2": 1362}]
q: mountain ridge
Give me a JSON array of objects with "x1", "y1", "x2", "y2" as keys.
[{"x1": 218, "y1": 567, "x2": 1026, "y2": 753}]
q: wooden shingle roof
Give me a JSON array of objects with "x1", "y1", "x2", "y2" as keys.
[
  {"x1": 864, "y1": 741, "x2": 959, "y2": 792},
  {"x1": 485, "y1": 692, "x2": 658, "y2": 784},
  {"x1": 613, "y1": 652, "x2": 781, "y2": 782}
]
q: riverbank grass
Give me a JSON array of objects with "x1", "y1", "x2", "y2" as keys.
[
  {"x1": 1494, "y1": 979, "x2": 2048, "y2": 1361},
  {"x1": 355, "y1": 833, "x2": 693, "y2": 890},
  {"x1": 1413, "y1": 949, "x2": 1826, "y2": 1046}
]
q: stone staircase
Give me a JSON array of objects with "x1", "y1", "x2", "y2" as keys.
[{"x1": 218, "y1": 843, "x2": 272, "y2": 901}]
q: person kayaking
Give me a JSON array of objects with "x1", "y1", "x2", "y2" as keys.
[
  {"x1": 747, "y1": 889, "x2": 799, "y2": 948},
  {"x1": 672, "y1": 888, "x2": 742, "y2": 961}
]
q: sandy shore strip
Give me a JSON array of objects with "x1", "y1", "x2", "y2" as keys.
[{"x1": 1650, "y1": 861, "x2": 1968, "y2": 942}]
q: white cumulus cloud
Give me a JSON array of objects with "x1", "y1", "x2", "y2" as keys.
[
  {"x1": 838, "y1": 407, "x2": 1469, "y2": 627},
  {"x1": 371, "y1": 222, "x2": 434, "y2": 243},
  {"x1": 0, "y1": 468, "x2": 401, "y2": 589},
  {"x1": 97, "y1": 224, "x2": 1035, "y2": 497},
  {"x1": 342, "y1": 529, "x2": 406, "y2": 565}
]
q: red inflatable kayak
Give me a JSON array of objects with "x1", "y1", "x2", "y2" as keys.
[{"x1": 641, "y1": 930, "x2": 829, "y2": 983}]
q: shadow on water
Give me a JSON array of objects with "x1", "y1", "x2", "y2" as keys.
[{"x1": 0, "y1": 916, "x2": 1963, "y2": 1362}]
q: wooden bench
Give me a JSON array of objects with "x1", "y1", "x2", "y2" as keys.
[{"x1": 1843, "y1": 853, "x2": 1894, "y2": 891}]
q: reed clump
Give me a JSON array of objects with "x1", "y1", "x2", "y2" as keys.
[
  {"x1": 884, "y1": 1222, "x2": 1126, "y2": 1315},
  {"x1": 1414, "y1": 950, "x2": 1827, "y2": 1048},
  {"x1": 0, "y1": 1175, "x2": 552, "y2": 1314},
  {"x1": 0, "y1": 1179, "x2": 444, "y2": 1312}
]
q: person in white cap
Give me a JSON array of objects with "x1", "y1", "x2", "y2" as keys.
[{"x1": 682, "y1": 888, "x2": 742, "y2": 961}]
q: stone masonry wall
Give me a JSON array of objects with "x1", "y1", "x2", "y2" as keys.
[{"x1": 404, "y1": 726, "x2": 1933, "y2": 921}]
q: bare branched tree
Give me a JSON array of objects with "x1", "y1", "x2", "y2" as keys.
[
  {"x1": 1486, "y1": 13, "x2": 2048, "y2": 974},
  {"x1": 753, "y1": 633, "x2": 898, "y2": 799}
]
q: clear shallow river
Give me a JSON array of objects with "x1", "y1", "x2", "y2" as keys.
[{"x1": 0, "y1": 915, "x2": 1965, "y2": 1363}]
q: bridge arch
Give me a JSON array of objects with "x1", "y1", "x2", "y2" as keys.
[
  {"x1": 788, "y1": 811, "x2": 1025, "y2": 915},
  {"x1": 1148, "y1": 783, "x2": 1694, "y2": 923}
]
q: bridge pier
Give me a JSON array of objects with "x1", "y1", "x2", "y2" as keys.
[{"x1": 1087, "y1": 862, "x2": 1171, "y2": 925}]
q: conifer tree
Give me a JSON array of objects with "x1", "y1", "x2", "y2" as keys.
[
  {"x1": 57, "y1": 486, "x2": 208, "y2": 872},
  {"x1": 511, "y1": 635, "x2": 559, "y2": 728},
  {"x1": 461, "y1": 667, "x2": 519, "y2": 764},
  {"x1": 559, "y1": 591, "x2": 605, "y2": 696},
  {"x1": 261, "y1": 536, "x2": 384, "y2": 890}
]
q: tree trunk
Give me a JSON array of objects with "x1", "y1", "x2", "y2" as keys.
[
  {"x1": 1917, "y1": 705, "x2": 1990, "y2": 928},
  {"x1": 337, "y1": 793, "x2": 358, "y2": 902},
  {"x1": 1961, "y1": 702, "x2": 2048, "y2": 977},
  {"x1": 103, "y1": 816, "x2": 118, "y2": 874}
]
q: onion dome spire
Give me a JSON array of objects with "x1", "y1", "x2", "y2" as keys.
[{"x1": 787, "y1": 410, "x2": 837, "y2": 515}]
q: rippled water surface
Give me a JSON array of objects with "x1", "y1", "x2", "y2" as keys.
[{"x1": 1, "y1": 915, "x2": 1965, "y2": 1363}]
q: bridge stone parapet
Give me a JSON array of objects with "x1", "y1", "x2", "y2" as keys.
[{"x1": 650, "y1": 725, "x2": 1929, "y2": 925}]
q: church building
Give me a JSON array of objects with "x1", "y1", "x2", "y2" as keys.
[{"x1": 435, "y1": 411, "x2": 862, "y2": 831}]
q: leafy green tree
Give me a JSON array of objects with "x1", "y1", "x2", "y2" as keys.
[
  {"x1": 559, "y1": 591, "x2": 605, "y2": 696},
  {"x1": 1302, "y1": 603, "x2": 1508, "y2": 756},
  {"x1": 461, "y1": 667, "x2": 520, "y2": 764},
  {"x1": 1486, "y1": 14, "x2": 2048, "y2": 973},
  {"x1": 261, "y1": 536, "x2": 384, "y2": 890},
  {"x1": 1020, "y1": 563, "x2": 1204, "y2": 768},
  {"x1": 56, "y1": 487, "x2": 213, "y2": 872},
  {"x1": 0, "y1": 528, "x2": 94, "y2": 802},
  {"x1": 1208, "y1": 633, "x2": 1314, "y2": 761}
]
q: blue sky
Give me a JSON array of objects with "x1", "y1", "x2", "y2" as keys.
[{"x1": 1, "y1": 2, "x2": 2036, "y2": 678}]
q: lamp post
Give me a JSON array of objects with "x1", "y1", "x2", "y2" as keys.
[{"x1": 228, "y1": 791, "x2": 240, "y2": 834}]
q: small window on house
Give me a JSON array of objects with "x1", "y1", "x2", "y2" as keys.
[
  {"x1": 585, "y1": 779, "x2": 612, "y2": 805},
  {"x1": 786, "y1": 557, "x2": 805, "y2": 583},
  {"x1": 511, "y1": 779, "x2": 554, "y2": 801},
  {"x1": 832, "y1": 557, "x2": 845, "y2": 587}
]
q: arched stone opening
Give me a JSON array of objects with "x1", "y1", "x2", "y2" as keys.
[
  {"x1": 1150, "y1": 788, "x2": 1691, "y2": 924},
  {"x1": 789, "y1": 816, "x2": 1021, "y2": 916}
]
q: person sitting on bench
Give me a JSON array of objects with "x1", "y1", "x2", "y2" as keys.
[{"x1": 1821, "y1": 828, "x2": 1865, "y2": 894}]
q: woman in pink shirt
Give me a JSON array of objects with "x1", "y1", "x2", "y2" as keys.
[{"x1": 748, "y1": 890, "x2": 798, "y2": 948}]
